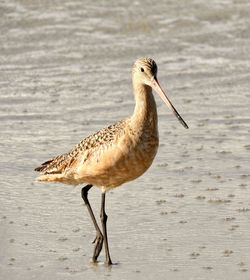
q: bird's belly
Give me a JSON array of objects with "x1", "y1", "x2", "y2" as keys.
[{"x1": 74, "y1": 134, "x2": 159, "y2": 189}]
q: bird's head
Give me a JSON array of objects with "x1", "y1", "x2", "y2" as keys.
[{"x1": 132, "y1": 57, "x2": 188, "y2": 129}]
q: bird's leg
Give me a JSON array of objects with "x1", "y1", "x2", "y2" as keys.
[
  {"x1": 81, "y1": 185, "x2": 103, "y2": 263},
  {"x1": 100, "y1": 191, "x2": 112, "y2": 265}
]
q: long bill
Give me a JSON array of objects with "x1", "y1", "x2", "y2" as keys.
[{"x1": 151, "y1": 78, "x2": 189, "y2": 129}]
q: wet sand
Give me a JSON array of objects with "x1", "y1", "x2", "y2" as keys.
[{"x1": 0, "y1": 0, "x2": 250, "y2": 279}]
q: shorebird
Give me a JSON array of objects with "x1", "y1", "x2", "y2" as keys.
[{"x1": 34, "y1": 57, "x2": 188, "y2": 265}]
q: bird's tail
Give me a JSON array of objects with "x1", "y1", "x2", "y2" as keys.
[{"x1": 34, "y1": 154, "x2": 68, "y2": 174}]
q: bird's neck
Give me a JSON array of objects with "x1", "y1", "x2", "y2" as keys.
[{"x1": 131, "y1": 83, "x2": 158, "y2": 133}]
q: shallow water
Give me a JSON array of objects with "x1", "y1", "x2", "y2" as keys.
[{"x1": 0, "y1": 0, "x2": 250, "y2": 279}]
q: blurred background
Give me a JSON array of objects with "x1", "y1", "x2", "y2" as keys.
[{"x1": 0, "y1": 0, "x2": 249, "y2": 279}]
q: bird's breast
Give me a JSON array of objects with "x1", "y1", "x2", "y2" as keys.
[{"x1": 74, "y1": 128, "x2": 159, "y2": 189}]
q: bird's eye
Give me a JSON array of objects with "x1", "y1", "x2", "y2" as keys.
[{"x1": 140, "y1": 67, "x2": 144, "y2": 72}]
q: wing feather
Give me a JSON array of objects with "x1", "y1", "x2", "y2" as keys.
[{"x1": 34, "y1": 119, "x2": 127, "y2": 175}]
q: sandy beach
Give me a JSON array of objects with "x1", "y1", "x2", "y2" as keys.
[{"x1": 0, "y1": 0, "x2": 250, "y2": 279}]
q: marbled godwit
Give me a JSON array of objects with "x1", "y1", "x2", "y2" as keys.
[{"x1": 34, "y1": 57, "x2": 188, "y2": 265}]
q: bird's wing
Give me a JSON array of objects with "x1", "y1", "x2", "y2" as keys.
[{"x1": 34, "y1": 119, "x2": 127, "y2": 175}]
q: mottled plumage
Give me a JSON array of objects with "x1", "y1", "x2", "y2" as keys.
[
  {"x1": 35, "y1": 119, "x2": 127, "y2": 177},
  {"x1": 34, "y1": 57, "x2": 188, "y2": 265}
]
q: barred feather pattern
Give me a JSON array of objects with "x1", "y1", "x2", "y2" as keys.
[{"x1": 34, "y1": 119, "x2": 128, "y2": 175}]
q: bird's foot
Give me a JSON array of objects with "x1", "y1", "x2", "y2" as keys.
[
  {"x1": 92, "y1": 231, "x2": 104, "y2": 261},
  {"x1": 105, "y1": 258, "x2": 113, "y2": 266}
]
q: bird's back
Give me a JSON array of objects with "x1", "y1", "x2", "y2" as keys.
[
  {"x1": 35, "y1": 119, "x2": 126, "y2": 180},
  {"x1": 35, "y1": 116, "x2": 158, "y2": 190}
]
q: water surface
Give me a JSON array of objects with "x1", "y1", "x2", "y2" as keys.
[{"x1": 0, "y1": 0, "x2": 250, "y2": 279}]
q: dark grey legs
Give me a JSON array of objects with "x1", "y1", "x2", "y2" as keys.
[
  {"x1": 81, "y1": 185, "x2": 112, "y2": 265},
  {"x1": 81, "y1": 185, "x2": 103, "y2": 263},
  {"x1": 100, "y1": 192, "x2": 112, "y2": 265}
]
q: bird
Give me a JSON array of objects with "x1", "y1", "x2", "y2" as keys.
[{"x1": 34, "y1": 57, "x2": 188, "y2": 265}]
